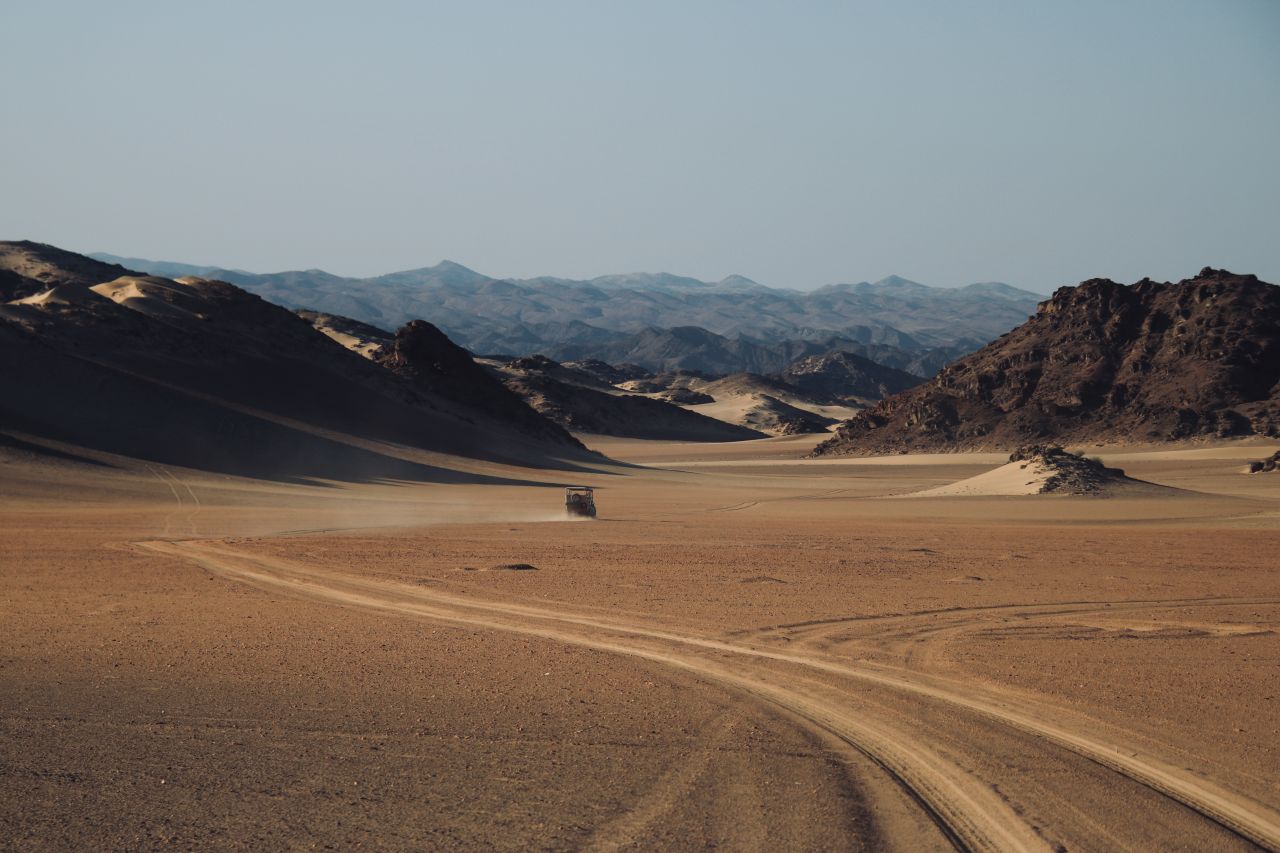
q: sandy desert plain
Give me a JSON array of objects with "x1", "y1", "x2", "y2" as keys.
[{"x1": 2, "y1": 432, "x2": 1280, "y2": 852}]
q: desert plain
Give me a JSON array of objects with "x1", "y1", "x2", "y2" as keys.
[{"x1": 2, "y1": 434, "x2": 1279, "y2": 851}]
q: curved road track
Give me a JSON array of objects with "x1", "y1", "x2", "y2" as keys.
[{"x1": 143, "y1": 539, "x2": 1280, "y2": 852}]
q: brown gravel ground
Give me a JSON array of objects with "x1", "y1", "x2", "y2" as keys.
[{"x1": 2, "y1": 436, "x2": 1278, "y2": 850}]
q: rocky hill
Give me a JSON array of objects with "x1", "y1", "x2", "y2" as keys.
[
  {"x1": 910, "y1": 445, "x2": 1157, "y2": 497},
  {"x1": 376, "y1": 321, "x2": 580, "y2": 449},
  {"x1": 781, "y1": 351, "x2": 924, "y2": 402},
  {"x1": 493, "y1": 358, "x2": 763, "y2": 441},
  {"x1": 561, "y1": 359, "x2": 649, "y2": 386},
  {"x1": 662, "y1": 373, "x2": 853, "y2": 436},
  {"x1": 813, "y1": 269, "x2": 1280, "y2": 455},
  {"x1": 2, "y1": 241, "x2": 131, "y2": 299},
  {"x1": 722, "y1": 395, "x2": 835, "y2": 435},
  {"x1": 0, "y1": 242, "x2": 590, "y2": 480}
]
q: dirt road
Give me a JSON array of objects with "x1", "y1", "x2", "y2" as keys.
[{"x1": 143, "y1": 537, "x2": 1280, "y2": 852}]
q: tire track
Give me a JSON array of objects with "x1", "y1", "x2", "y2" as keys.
[
  {"x1": 145, "y1": 465, "x2": 183, "y2": 538},
  {"x1": 583, "y1": 712, "x2": 737, "y2": 852},
  {"x1": 145, "y1": 466, "x2": 203, "y2": 537},
  {"x1": 141, "y1": 539, "x2": 1280, "y2": 851},
  {"x1": 141, "y1": 539, "x2": 1047, "y2": 851}
]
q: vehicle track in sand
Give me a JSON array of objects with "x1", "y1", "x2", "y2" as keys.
[
  {"x1": 141, "y1": 539, "x2": 1280, "y2": 852},
  {"x1": 735, "y1": 596, "x2": 1280, "y2": 672},
  {"x1": 145, "y1": 465, "x2": 203, "y2": 537}
]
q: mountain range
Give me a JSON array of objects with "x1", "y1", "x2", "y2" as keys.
[
  {"x1": 7, "y1": 242, "x2": 1277, "y2": 465},
  {"x1": 91, "y1": 252, "x2": 1042, "y2": 372}
]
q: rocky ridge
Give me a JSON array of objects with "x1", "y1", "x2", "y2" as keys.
[{"x1": 813, "y1": 268, "x2": 1280, "y2": 455}]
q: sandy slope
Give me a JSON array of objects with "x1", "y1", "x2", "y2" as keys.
[
  {"x1": 904, "y1": 456, "x2": 1172, "y2": 497},
  {"x1": 3, "y1": 438, "x2": 1280, "y2": 849},
  {"x1": 683, "y1": 394, "x2": 857, "y2": 434}
]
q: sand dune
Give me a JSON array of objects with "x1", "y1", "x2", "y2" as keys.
[
  {"x1": 908, "y1": 457, "x2": 1171, "y2": 497},
  {"x1": 88, "y1": 275, "x2": 218, "y2": 320},
  {"x1": 11, "y1": 283, "x2": 113, "y2": 308}
]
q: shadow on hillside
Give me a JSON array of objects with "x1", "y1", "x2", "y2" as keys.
[{"x1": 0, "y1": 351, "x2": 602, "y2": 488}]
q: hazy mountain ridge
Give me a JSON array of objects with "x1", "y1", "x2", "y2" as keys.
[
  {"x1": 91, "y1": 252, "x2": 1043, "y2": 359},
  {"x1": 537, "y1": 325, "x2": 967, "y2": 378}
]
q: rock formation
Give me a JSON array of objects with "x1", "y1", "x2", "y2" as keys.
[{"x1": 813, "y1": 269, "x2": 1280, "y2": 455}]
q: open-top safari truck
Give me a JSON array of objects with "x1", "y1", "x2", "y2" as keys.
[{"x1": 564, "y1": 486, "x2": 597, "y2": 518}]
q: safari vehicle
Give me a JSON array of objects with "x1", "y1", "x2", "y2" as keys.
[{"x1": 564, "y1": 486, "x2": 597, "y2": 518}]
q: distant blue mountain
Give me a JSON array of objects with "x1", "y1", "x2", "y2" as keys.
[{"x1": 90, "y1": 252, "x2": 1043, "y2": 368}]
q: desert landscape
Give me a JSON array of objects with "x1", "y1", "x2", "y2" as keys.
[
  {"x1": 5, "y1": 4, "x2": 1279, "y2": 850},
  {"x1": 2, "y1": 238, "x2": 1280, "y2": 852},
  {"x1": 2, "y1": 240, "x2": 1279, "y2": 849},
  {"x1": 4, "y1": 425, "x2": 1280, "y2": 851}
]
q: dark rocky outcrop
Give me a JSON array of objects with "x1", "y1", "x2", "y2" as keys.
[
  {"x1": 780, "y1": 350, "x2": 924, "y2": 402},
  {"x1": 1247, "y1": 451, "x2": 1280, "y2": 473},
  {"x1": 376, "y1": 321, "x2": 584, "y2": 450},
  {"x1": 1008, "y1": 445, "x2": 1127, "y2": 494},
  {"x1": 813, "y1": 269, "x2": 1280, "y2": 455}
]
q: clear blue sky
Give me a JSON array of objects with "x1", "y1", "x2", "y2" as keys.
[{"x1": 3, "y1": 1, "x2": 1277, "y2": 291}]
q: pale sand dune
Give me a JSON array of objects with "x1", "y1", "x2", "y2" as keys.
[
  {"x1": 11, "y1": 284, "x2": 113, "y2": 307},
  {"x1": 906, "y1": 457, "x2": 1174, "y2": 497},
  {"x1": 313, "y1": 325, "x2": 384, "y2": 358},
  {"x1": 685, "y1": 394, "x2": 858, "y2": 431},
  {"x1": 90, "y1": 275, "x2": 211, "y2": 319},
  {"x1": 908, "y1": 458, "x2": 1056, "y2": 496}
]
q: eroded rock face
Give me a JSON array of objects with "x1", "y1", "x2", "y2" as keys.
[
  {"x1": 377, "y1": 320, "x2": 584, "y2": 450},
  {"x1": 813, "y1": 269, "x2": 1280, "y2": 455},
  {"x1": 780, "y1": 350, "x2": 923, "y2": 402}
]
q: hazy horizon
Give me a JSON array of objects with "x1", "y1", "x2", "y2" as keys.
[
  {"x1": 89, "y1": 247, "x2": 1057, "y2": 294},
  {"x1": 4, "y1": 1, "x2": 1278, "y2": 291}
]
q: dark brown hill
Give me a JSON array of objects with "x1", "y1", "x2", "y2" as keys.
[
  {"x1": 0, "y1": 240, "x2": 130, "y2": 299},
  {"x1": 562, "y1": 359, "x2": 649, "y2": 386},
  {"x1": 504, "y1": 372, "x2": 764, "y2": 441},
  {"x1": 779, "y1": 351, "x2": 923, "y2": 402},
  {"x1": 494, "y1": 359, "x2": 764, "y2": 441},
  {"x1": 376, "y1": 321, "x2": 581, "y2": 450},
  {"x1": 0, "y1": 243, "x2": 592, "y2": 481},
  {"x1": 813, "y1": 268, "x2": 1280, "y2": 455}
]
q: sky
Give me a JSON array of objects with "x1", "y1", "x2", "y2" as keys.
[{"x1": 2, "y1": 1, "x2": 1277, "y2": 292}]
